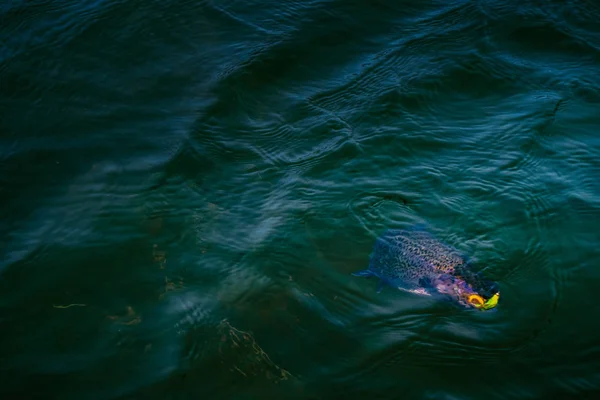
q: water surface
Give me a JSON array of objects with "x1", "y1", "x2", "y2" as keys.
[{"x1": 2, "y1": 0, "x2": 600, "y2": 398}]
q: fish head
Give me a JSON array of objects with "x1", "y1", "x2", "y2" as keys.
[{"x1": 433, "y1": 274, "x2": 500, "y2": 310}]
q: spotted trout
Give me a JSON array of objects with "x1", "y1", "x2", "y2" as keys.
[{"x1": 353, "y1": 227, "x2": 500, "y2": 310}]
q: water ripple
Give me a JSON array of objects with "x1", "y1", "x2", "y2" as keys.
[{"x1": 4, "y1": 0, "x2": 600, "y2": 398}]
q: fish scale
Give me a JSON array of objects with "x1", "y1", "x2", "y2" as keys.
[{"x1": 368, "y1": 229, "x2": 465, "y2": 289}]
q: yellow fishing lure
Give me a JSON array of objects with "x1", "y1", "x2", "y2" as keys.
[{"x1": 469, "y1": 292, "x2": 500, "y2": 310}]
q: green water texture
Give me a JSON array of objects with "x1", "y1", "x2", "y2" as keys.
[{"x1": 2, "y1": 0, "x2": 600, "y2": 399}]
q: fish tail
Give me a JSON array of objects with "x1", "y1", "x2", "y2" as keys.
[{"x1": 351, "y1": 269, "x2": 374, "y2": 277}]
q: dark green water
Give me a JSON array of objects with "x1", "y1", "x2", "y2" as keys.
[{"x1": 2, "y1": 0, "x2": 600, "y2": 398}]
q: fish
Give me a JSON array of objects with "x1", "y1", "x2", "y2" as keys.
[{"x1": 352, "y1": 227, "x2": 500, "y2": 310}]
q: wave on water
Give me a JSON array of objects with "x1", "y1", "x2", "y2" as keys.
[{"x1": 3, "y1": 0, "x2": 600, "y2": 398}]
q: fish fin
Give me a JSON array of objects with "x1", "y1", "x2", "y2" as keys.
[
  {"x1": 376, "y1": 279, "x2": 385, "y2": 293},
  {"x1": 401, "y1": 287, "x2": 431, "y2": 296},
  {"x1": 352, "y1": 269, "x2": 373, "y2": 277}
]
